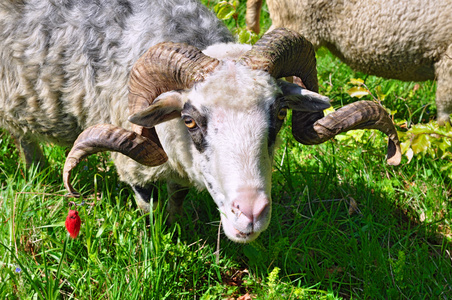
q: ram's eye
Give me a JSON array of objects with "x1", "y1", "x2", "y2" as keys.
[
  {"x1": 277, "y1": 108, "x2": 288, "y2": 120},
  {"x1": 184, "y1": 117, "x2": 197, "y2": 129}
]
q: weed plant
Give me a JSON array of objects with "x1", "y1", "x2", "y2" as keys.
[{"x1": 1, "y1": 1, "x2": 451, "y2": 299}]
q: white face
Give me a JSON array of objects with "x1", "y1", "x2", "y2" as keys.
[
  {"x1": 180, "y1": 65, "x2": 283, "y2": 242},
  {"x1": 182, "y1": 103, "x2": 276, "y2": 242},
  {"x1": 128, "y1": 62, "x2": 330, "y2": 243}
]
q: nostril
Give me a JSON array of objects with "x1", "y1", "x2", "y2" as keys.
[
  {"x1": 231, "y1": 201, "x2": 246, "y2": 217},
  {"x1": 232, "y1": 196, "x2": 270, "y2": 223},
  {"x1": 231, "y1": 201, "x2": 251, "y2": 221},
  {"x1": 255, "y1": 202, "x2": 269, "y2": 219}
]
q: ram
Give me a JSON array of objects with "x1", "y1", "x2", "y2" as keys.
[
  {"x1": 246, "y1": 0, "x2": 452, "y2": 125},
  {"x1": 0, "y1": 0, "x2": 400, "y2": 243}
]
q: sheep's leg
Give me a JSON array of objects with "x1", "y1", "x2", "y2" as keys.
[
  {"x1": 435, "y1": 44, "x2": 452, "y2": 125},
  {"x1": 132, "y1": 184, "x2": 160, "y2": 212},
  {"x1": 132, "y1": 182, "x2": 187, "y2": 224},
  {"x1": 246, "y1": 0, "x2": 263, "y2": 34},
  {"x1": 13, "y1": 135, "x2": 48, "y2": 170},
  {"x1": 166, "y1": 181, "x2": 189, "y2": 224}
]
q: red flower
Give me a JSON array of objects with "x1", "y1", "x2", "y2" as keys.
[{"x1": 65, "y1": 210, "x2": 81, "y2": 239}]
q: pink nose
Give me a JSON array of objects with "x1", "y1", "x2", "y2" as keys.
[{"x1": 232, "y1": 188, "x2": 270, "y2": 223}]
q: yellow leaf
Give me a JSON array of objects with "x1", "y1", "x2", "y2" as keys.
[
  {"x1": 323, "y1": 106, "x2": 335, "y2": 116},
  {"x1": 400, "y1": 140, "x2": 410, "y2": 154},
  {"x1": 346, "y1": 86, "x2": 370, "y2": 98},
  {"x1": 349, "y1": 78, "x2": 364, "y2": 85}
]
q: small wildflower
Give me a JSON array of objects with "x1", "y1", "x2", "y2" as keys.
[
  {"x1": 15, "y1": 267, "x2": 21, "y2": 273},
  {"x1": 66, "y1": 209, "x2": 81, "y2": 239}
]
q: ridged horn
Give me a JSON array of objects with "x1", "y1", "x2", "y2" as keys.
[
  {"x1": 238, "y1": 28, "x2": 318, "y2": 92},
  {"x1": 128, "y1": 42, "x2": 221, "y2": 127},
  {"x1": 64, "y1": 43, "x2": 221, "y2": 196},
  {"x1": 63, "y1": 124, "x2": 167, "y2": 197},
  {"x1": 127, "y1": 42, "x2": 220, "y2": 154},
  {"x1": 239, "y1": 28, "x2": 401, "y2": 165},
  {"x1": 293, "y1": 101, "x2": 401, "y2": 165}
]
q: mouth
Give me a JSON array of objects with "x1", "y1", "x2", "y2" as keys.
[
  {"x1": 220, "y1": 214, "x2": 263, "y2": 243},
  {"x1": 233, "y1": 227, "x2": 260, "y2": 242}
]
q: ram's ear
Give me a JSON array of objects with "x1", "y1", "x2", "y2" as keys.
[
  {"x1": 278, "y1": 80, "x2": 331, "y2": 112},
  {"x1": 128, "y1": 91, "x2": 185, "y2": 128}
]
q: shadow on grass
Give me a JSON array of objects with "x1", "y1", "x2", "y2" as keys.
[
  {"x1": 176, "y1": 141, "x2": 452, "y2": 299},
  {"x1": 2, "y1": 126, "x2": 451, "y2": 299}
]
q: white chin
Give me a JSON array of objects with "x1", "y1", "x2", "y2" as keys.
[{"x1": 220, "y1": 215, "x2": 262, "y2": 243}]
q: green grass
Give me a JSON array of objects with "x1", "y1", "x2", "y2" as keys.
[{"x1": 1, "y1": 1, "x2": 452, "y2": 299}]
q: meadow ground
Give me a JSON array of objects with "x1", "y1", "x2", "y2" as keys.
[{"x1": 1, "y1": 1, "x2": 451, "y2": 299}]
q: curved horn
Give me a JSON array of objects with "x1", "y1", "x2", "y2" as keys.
[
  {"x1": 63, "y1": 43, "x2": 221, "y2": 195},
  {"x1": 128, "y1": 42, "x2": 221, "y2": 122},
  {"x1": 237, "y1": 28, "x2": 318, "y2": 92},
  {"x1": 238, "y1": 28, "x2": 401, "y2": 165},
  {"x1": 63, "y1": 124, "x2": 167, "y2": 197},
  {"x1": 293, "y1": 101, "x2": 401, "y2": 165},
  {"x1": 127, "y1": 42, "x2": 220, "y2": 154}
]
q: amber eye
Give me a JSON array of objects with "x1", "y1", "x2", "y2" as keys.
[
  {"x1": 184, "y1": 117, "x2": 197, "y2": 129},
  {"x1": 277, "y1": 108, "x2": 288, "y2": 120}
]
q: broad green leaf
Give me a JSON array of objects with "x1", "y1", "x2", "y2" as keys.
[
  {"x1": 411, "y1": 134, "x2": 430, "y2": 155},
  {"x1": 386, "y1": 108, "x2": 397, "y2": 115},
  {"x1": 235, "y1": 27, "x2": 259, "y2": 44},
  {"x1": 346, "y1": 86, "x2": 369, "y2": 98},
  {"x1": 395, "y1": 119, "x2": 407, "y2": 126},
  {"x1": 334, "y1": 133, "x2": 348, "y2": 142},
  {"x1": 397, "y1": 130, "x2": 407, "y2": 140},
  {"x1": 346, "y1": 129, "x2": 365, "y2": 143},
  {"x1": 409, "y1": 124, "x2": 434, "y2": 135},
  {"x1": 400, "y1": 140, "x2": 411, "y2": 154},
  {"x1": 214, "y1": 1, "x2": 236, "y2": 20},
  {"x1": 375, "y1": 85, "x2": 386, "y2": 101}
]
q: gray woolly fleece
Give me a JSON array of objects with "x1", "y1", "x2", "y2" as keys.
[{"x1": 263, "y1": 0, "x2": 452, "y2": 124}]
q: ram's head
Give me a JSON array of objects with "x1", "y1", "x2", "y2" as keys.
[{"x1": 63, "y1": 28, "x2": 401, "y2": 243}]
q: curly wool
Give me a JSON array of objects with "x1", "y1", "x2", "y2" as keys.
[
  {"x1": 260, "y1": 0, "x2": 452, "y2": 123},
  {"x1": 0, "y1": 0, "x2": 233, "y2": 146}
]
